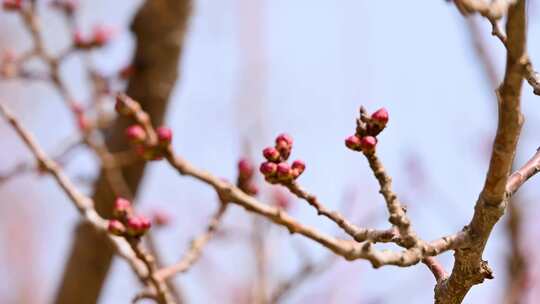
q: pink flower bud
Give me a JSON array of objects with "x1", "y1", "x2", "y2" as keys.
[
  {"x1": 273, "y1": 190, "x2": 291, "y2": 210},
  {"x1": 73, "y1": 30, "x2": 88, "y2": 48},
  {"x1": 371, "y1": 108, "x2": 389, "y2": 124},
  {"x1": 263, "y1": 147, "x2": 280, "y2": 162},
  {"x1": 291, "y1": 160, "x2": 306, "y2": 178},
  {"x1": 238, "y1": 158, "x2": 254, "y2": 179},
  {"x1": 276, "y1": 139, "x2": 292, "y2": 160},
  {"x1": 92, "y1": 25, "x2": 115, "y2": 46},
  {"x1": 113, "y1": 197, "x2": 132, "y2": 219},
  {"x1": 246, "y1": 183, "x2": 259, "y2": 196},
  {"x1": 3, "y1": 0, "x2": 22, "y2": 10},
  {"x1": 76, "y1": 114, "x2": 89, "y2": 132},
  {"x1": 275, "y1": 133, "x2": 293, "y2": 147},
  {"x1": 152, "y1": 210, "x2": 172, "y2": 227},
  {"x1": 360, "y1": 136, "x2": 377, "y2": 152},
  {"x1": 108, "y1": 220, "x2": 125, "y2": 236},
  {"x1": 156, "y1": 126, "x2": 172, "y2": 145},
  {"x1": 260, "y1": 161, "x2": 277, "y2": 176},
  {"x1": 126, "y1": 215, "x2": 151, "y2": 236},
  {"x1": 125, "y1": 125, "x2": 146, "y2": 143},
  {"x1": 345, "y1": 135, "x2": 362, "y2": 150},
  {"x1": 276, "y1": 162, "x2": 292, "y2": 181}
]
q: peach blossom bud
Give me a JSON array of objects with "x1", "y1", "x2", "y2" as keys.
[
  {"x1": 113, "y1": 197, "x2": 132, "y2": 219},
  {"x1": 126, "y1": 215, "x2": 151, "y2": 236},
  {"x1": 260, "y1": 161, "x2": 277, "y2": 176},
  {"x1": 275, "y1": 133, "x2": 293, "y2": 147},
  {"x1": 108, "y1": 220, "x2": 125, "y2": 236},
  {"x1": 125, "y1": 125, "x2": 146, "y2": 143},
  {"x1": 291, "y1": 160, "x2": 305, "y2": 178},
  {"x1": 3, "y1": 0, "x2": 22, "y2": 10},
  {"x1": 345, "y1": 135, "x2": 361, "y2": 150},
  {"x1": 92, "y1": 25, "x2": 115, "y2": 46},
  {"x1": 152, "y1": 210, "x2": 172, "y2": 227},
  {"x1": 360, "y1": 136, "x2": 377, "y2": 153},
  {"x1": 73, "y1": 30, "x2": 87, "y2": 48},
  {"x1": 156, "y1": 126, "x2": 172, "y2": 145},
  {"x1": 276, "y1": 162, "x2": 292, "y2": 181},
  {"x1": 263, "y1": 147, "x2": 280, "y2": 162},
  {"x1": 371, "y1": 108, "x2": 389, "y2": 125},
  {"x1": 238, "y1": 158, "x2": 254, "y2": 179}
]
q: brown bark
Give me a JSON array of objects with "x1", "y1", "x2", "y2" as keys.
[
  {"x1": 434, "y1": 1, "x2": 527, "y2": 303},
  {"x1": 54, "y1": 1, "x2": 192, "y2": 303}
]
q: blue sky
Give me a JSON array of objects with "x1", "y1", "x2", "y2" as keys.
[{"x1": 1, "y1": 1, "x2": 540, "y2": 303}]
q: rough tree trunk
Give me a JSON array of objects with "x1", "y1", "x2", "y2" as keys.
[{"x1": 54, "y1": 1, "x2": 192, "y2": 303}]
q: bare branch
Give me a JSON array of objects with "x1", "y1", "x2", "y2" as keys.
[
  {"x1": 435, "y1": 1, "x2": 527, "y2": 302},
  {"x1": 507, "y1": 148, "x2": 540, "y2": 195},
  {"x1": 155, "y1": 202, "x2": 228, "y2": 280}
]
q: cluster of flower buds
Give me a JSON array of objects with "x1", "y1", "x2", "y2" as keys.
[
  {"x1": 115, "y1": 95, "x2": 173, "y2": 161},
  {"x1": 345, "y1": 107, "x2": 388, "y2": 154},
  {"x1": 50, "y1": 0, "x2": 77, "y2": 14},
  {"x1": 237, "y1": 158, "x2": 258, "y2": 196},
  {"x1": 73, "y1": 25, "x2": 115, "y2": 49},
  {"x1": 125, "y1": 124, "x2": 173, "y2": 161},
  {"x1": 260, "y1": 134, "x2": 305, "y2": 184},
  {"x1": 3, "y1": 0, "x2": 22, "y2": 11},
  {"x1": 107, "y1": 197, "x2": 151, "y2": 238}
]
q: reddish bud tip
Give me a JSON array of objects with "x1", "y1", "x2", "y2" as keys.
[
  {"x1": 263, "y1": 147, "x2": 280, "y2": 162},
  {"x1": 246, "y1": 183, "x2": 259, "y2": 196},
  {"x1": 73, "y1": 31, "x2": 88, "y2": 48},
  {"x1": 260, "y1": 161, "x2": 277, "y2": 176},
  {"x1": 92, "y1": 25, "x2": 115, "y2": 46},
  {"x1": 345, "y1": 135, "x2": 362, "y2": 150},
  {"x1": 276, "y1": 162, "x2": 292, "y2": 181},
  {"x1": 371, "y1": 108, "x2": 389, "y2": 124},
  {"x1": 113, "y1": 197, "x2": 132, "y2": 219},
  {"x1": 125, "y1": 125, "x2": 146, "y2": 143},
  {"x1": 156, "y1": 126, "x2": 173, "y2": 145},
  {"x1": 126, "y1": 215, "x2": 151, "y2": 236},
  {"x1": 152, "y1": 210, "x2": 172, "y2": 227},
  {"x1": 108, "y1": 220, "x2": 125, "y2": 236},
  {"x1": 275, "y1": 133, "x2": 293, "y2": 147},
  {"x1": 360, "y1": 136, "x2": 377, "y2": 152},
  {"x1": 291, "y1": 160, "x2": 306, "y2": 178},
  {"x1": 3, "y1": 0, "x2": 22, "y2": 10},
  {"x1": 275, "y1": 134, "x2": 293, "y2": 160},
  {"x1": 238, "y1": 158, "x2": 254, "y2": 179},
  {"x1": 273, "y1": 190, "x2": 291, "y2": 210}
]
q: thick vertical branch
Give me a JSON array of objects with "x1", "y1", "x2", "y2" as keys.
[
  {"x1": 464, "y1": 14, "x2": 528, "y2": 304},
  {"x1": 435, "y1": 1, "x2": 526, "y2": 303},
  {"x1": 54, "y1": 1, "x2": 192, "y2": 303}
]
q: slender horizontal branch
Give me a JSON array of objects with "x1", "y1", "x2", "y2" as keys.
[
  {"x1": 506, "y1": 148, "x2": 540, "y2": 195},
  {"x1": 116, "y1": 94, "x2": 470, "y2": 269},
  {"x1": 285, "y1": 182, "x2": 398, "y2": 243}
]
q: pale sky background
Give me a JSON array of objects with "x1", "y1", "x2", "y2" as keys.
[{"x1": 1, "y1": 1, "x2": 540, "y2": 303}]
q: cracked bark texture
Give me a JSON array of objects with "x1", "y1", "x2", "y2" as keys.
[
  {"x1": 53, "y1": 1, "x2": 192, "y2": 303},
  {"x1": 434, "y1": 1, "x2": 526, "y2": 303}
]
